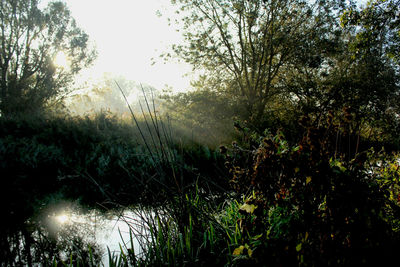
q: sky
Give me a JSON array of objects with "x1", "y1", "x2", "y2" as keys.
[
  {"x1": 44, "y1": 0, "x2": 369, "y2": 96},
  {"x1": 49, "y1": 0, "x2": 193, "y2": 93}
]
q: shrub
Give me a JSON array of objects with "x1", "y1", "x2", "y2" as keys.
[{"x1": 223, "y1": 114, "x2": 400, "y2": 266}]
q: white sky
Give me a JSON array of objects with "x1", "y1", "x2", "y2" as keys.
[{"x1": 53, "y1": 0, "x2": 192, "y2": 92}]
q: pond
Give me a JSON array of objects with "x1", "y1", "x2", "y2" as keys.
[
  {"x1": 1, "y1": 201, "x2": 154, "y2": 266},
  {"x1": 48, "y1": 207, "x2": 144, "y2": 265}
]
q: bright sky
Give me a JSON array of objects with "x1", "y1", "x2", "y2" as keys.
[
  {"x1": 52, "y1": 0, "x2": 192, "y2": 92},
  {"x1": 45, "y1": 0, "x2": 369, "y2": 95}
]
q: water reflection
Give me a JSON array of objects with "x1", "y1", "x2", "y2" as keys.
[
  {"x1": 0, "y1": 206, "x2": 103, "y2": 266},
  {"x1": 55, "y1": 204, "x2": 156, "y2": 265},
  {"x1": 48, "y1": 204, "x2": 144, "y2": 265},
  {"x1": 1, "y1": 201, "x2": 146, "y2": 266}
]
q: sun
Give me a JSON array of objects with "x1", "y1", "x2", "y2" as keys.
[
  {"x1": 54, "y1": 51, "x2": 69, "y2": 69},
  {"x1": 55, "y1": 213, "x2": 70, "y2": 224}
]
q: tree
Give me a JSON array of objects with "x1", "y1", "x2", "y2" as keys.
[
  {"x1": 68, "y1": 74, "x2": 134, "y2": 115},
  {"x1": 0, "y1": 0, "x2": 96, "y2": 116},
  {"x1": 342, "y1": 0, "x2": 400, "y2": 118},
  {"x1": 68, "y1": 74, "x2": 154, "y2": 116},
  {"x1": 342, "y1": 0, "x2": 400, "y2": 65},
  {"x1": 162, "y1": 77, "x2": 241, "y2": 145},
  {"x1": 285, "y1": 0, "x2": 400, "y2": 143},
  {"x1": 168, "y1": 0, "x2": 340, "y2": 128}
]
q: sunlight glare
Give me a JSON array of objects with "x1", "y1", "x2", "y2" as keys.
[
  {"x1": 56, "y1": 213, "x2": 70, "y2": 224},
  {"x1": 54, "y1": 51, "x2": 69, "y2": 69}
]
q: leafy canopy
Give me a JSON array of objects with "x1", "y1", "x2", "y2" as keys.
[{"x1": 0, "y1": 0, "x2": 96, "y2": 115}]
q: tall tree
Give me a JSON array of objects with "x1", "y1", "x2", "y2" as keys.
[
  {"x1": 0, "y1": 0, "x2": 96, "y2": 115},
  {"x1": 342, "y1": 0, "x2": 400, "y2": 65},
  {"x1": 287, "y1": 0, "x2": 400, "y2": 136},
  {"x1": 168, "y1": 0, "x2": 340, "y2": 128},
  {"x1": 67, "y1": 74, "x2": 158, "y2": 116},
  {"x1": 340, "y1": 0, "x2": 400, "y2": 141}
]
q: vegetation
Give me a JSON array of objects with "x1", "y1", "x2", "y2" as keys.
[
  {"x1": 163, "y1": 0, "x2": 399, "y2": 139},
  {"x1": 0, "y1": 0, "x2": 96, "y2": 116},
  {"x1": 1, "y1": 0, "x2": 400, "y2": 266},
  {"x1": 0, "y1": 110, "x2": 228, "y2": 265},
  {"x1": 104, "y1": 108, "x2": 400, "y2": 266}
]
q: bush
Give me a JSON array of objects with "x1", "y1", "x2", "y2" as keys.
[{"x1": 222, "y1": 114, "x2": 400, "y2": 266}]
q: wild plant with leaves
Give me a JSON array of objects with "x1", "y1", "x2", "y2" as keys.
[{"x1": 223, "y1": 110, "x2": 400, "y2": 266}]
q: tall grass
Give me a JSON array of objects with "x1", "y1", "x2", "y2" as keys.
[
  {"x1": 105, "y1": 98, "x2": 400, "y2": 266},
  {"x1": 10, "y1": 83, "x2": 399, "y2": 266},
  {"x1": 0, "y1": 100, "x2": 228, "y2": 265},
  {"x1": 97, "y1": 84, "x2": 234, "y2": 266},
  {"x1": 107, "y1": 191, "x2": 236, "y2": 266}
]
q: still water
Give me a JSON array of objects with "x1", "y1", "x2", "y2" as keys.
[
  {"x1": 46, "y1": 205, "x2": 149, "y2": 266},
  {"x1": 1, "y1": 199, "x2": 160, "y2": 266},
  {"x1": 0, "y1": 201, "x2": 153, "y2": 266}
]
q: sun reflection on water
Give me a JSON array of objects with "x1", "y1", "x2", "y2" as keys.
[{"x1": 45, "y1": 205, "x2": 145, "y2": 265}]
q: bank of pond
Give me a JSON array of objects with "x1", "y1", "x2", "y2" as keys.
[{"x1": 1, "y1": 114, "x2": 400, "y2": 266}]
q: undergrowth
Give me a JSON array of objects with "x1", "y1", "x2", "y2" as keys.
[
  {"x1": 108, "y1": 107, "x2": 400, "y2": 266},
  {"x1": 2, "y1": 97, "x2": 400, "y2": 266}
]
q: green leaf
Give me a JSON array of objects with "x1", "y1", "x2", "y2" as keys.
[
  {"x1": 248, "y1": 248, "x2": 253, "y2": 257},
  {"x1": 240, "y1": 203, "x2": 257, "y2": 214},
  {"x1": 233, "y1": 245, "x2": 245, "y2": 255}
]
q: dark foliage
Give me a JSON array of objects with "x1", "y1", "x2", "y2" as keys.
[
  {"x1": 0, "y1": 112, "x2": 228, "y2": 265},
  {"x1": 224, "y1": 112, "x2": 400, "y2": 266}
]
